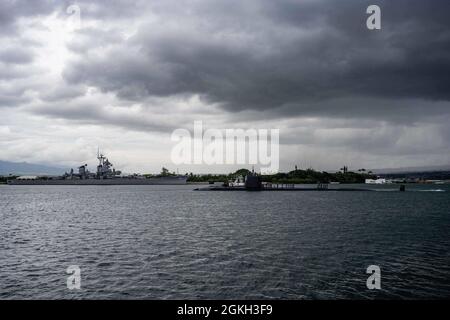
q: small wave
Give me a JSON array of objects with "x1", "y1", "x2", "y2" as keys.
[{"x1": 97, "y1": 262, "x2": 114, "y2": 267}]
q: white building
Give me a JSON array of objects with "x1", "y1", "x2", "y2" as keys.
[
  {"x1": 365, "y1": 178, "x2": 391, "y2": 184},
  {"x1": 16, "y1": 175, "x2": 39, "y2": 180}
]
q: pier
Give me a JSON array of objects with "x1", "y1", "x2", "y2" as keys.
[
  {"x1": 194, "y1": 185, "x2": 377, "y2": 191},
  {"x1": 194, "y1": 174, "x2": 406, "y2": 192},
  {"x1": 194, "y1": 183, "x2": 381, "y2": 192}
]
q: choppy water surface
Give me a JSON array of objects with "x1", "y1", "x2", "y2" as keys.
[{"x1": 1, "y1": 184, "x2": 449, "y2": 299}]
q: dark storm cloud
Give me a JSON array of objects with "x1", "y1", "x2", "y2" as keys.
[
  {"x1": 32, "y1": 102, "x2": 175, "y2": 133},
  {"x1": 2, "y1": 0, "x2": 449, "y2": 171},
  {"x1": 0, "y1": 0, "x2": 59, "y2": 34},
  {"x1": 62, "y1": 0, "x2": 450, "y2": 120},
  {"x1": 0, "y1": 47, "x2": 34, "y2": 64},
  {"x1": 0, "y1": 94, "x2": 30, "y2": 107},
  {"x1": 39, "y1": 84, "x2": 87, "y2": 102}
]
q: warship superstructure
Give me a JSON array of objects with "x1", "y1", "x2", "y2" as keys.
[{"x1": 7, "y1": 152, "x2": 187, "y2": 185}]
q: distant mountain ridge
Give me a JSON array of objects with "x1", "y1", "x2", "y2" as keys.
[{"x1": 0, "y1": 160, "x2": 67, "y2": 175}]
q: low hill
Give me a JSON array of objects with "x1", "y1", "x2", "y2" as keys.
[{"x1": 0, "y1": 160, "x2": 66, "y2": 175}]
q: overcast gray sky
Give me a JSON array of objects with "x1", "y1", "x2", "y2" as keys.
[{"x1": 1, "y1": 0, "x2": 449, "y2": 173}]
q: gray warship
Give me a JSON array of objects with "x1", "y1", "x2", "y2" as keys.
[{"x1": 7, "y1": 152, "x2": 187, "y2": 185}]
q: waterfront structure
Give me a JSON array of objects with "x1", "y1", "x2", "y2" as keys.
[
  {"x1": 7, "y1": 152, "x2": 187, "y2": 185},
  {"x1": 365, "y1": 178, "x2": 392, "y2": 184}
]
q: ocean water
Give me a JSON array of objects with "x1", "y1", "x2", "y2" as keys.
[{"x1": 1, "y1": 184, "x2": 449, "y2": 299}]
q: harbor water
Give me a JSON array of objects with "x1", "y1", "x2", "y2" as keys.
[{"x1": 1, "y1": 184, "x2": 449, "y2": 299}]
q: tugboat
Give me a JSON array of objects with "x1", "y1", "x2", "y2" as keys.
[{"x1": 7, "y1": 151, "x2": 187, "y2": 185}]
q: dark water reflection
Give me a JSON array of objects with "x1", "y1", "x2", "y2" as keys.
[{"x1": 1, "y1": 184, "x2": 449, "y2": 299}]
